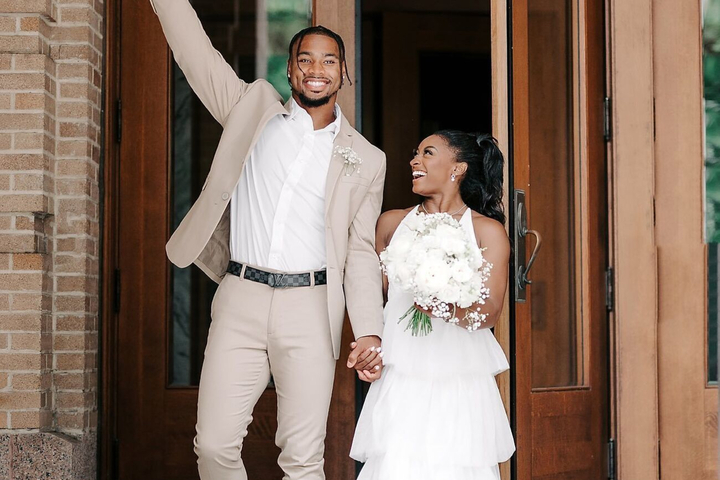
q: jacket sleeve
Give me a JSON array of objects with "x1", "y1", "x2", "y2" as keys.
[
  {"x1": 150, "y1": 0, "x2": 249, "y2": 125},
  {"x1": 343, "y1": 156, "x2": 386, "y2": 340}
]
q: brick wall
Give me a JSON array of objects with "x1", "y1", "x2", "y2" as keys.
[{"x1": 0, "y1": 0, "x2": 102, "y2": 478}]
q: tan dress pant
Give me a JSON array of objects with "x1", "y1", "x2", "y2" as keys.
[{"x1": 194, "y1": 271, "x2": 337, "y2": 480}]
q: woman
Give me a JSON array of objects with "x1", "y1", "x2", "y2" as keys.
[{"x1": 349, "y1": 131, "x2": 515, "y2": 480}]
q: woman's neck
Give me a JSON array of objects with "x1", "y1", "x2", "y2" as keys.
[{"x1": 421, "y1": 195, "x2": 466, "y2": 215}]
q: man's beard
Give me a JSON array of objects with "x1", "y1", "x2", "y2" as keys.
[{"x1": 292, "y1": 86, "x2": 338, "y2": 108}]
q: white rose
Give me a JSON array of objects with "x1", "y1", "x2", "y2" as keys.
[
  {"x1": 425, "y1": 247, "x2": 445, "y2": 262},
  {"x1": 395, "y1": 263, "x2": 414, "y2": 292},
  {"x1": 433, "y1": 223, "x2": 456, "y2": 239},
  {"x1": 384, "y1": 261, "x2": 398, "y2": 280},
  {"x1": 451, "y1": 260, "x2": 474, "y2": 283},
  {"x1": 406, "y1": 243, "x2": 427, "y2": 267},
  {"x1": 390, "y1": 235, "x2": 413, "y2": 258},
  {"x1": 414, "y1": 258, "x2": 452, "y2": 294},
  {"x1": 438, "y1": 285, "x2": 461, "y2": 304},
  {"x1": 442, "y1": 236, "x2": 467, "y2": 256}
]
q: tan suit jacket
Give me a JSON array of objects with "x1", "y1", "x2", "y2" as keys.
[{"x1": 150, "y1": 0, "x2": 385, "y2": 358}]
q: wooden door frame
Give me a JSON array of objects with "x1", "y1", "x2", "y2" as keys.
[
  {"x1": 491, "y1": 2, "x2": 512, "y2": 480},
  {"x1": 506, "y1": 0, "x2": 529, "y2": 476},
  {"x1": 651, "y1": 1, "x2": 714, "y2": 478},
  {"x1": 606, "y1": 0, "x2": 659, "y2": 477},
  {"x1": 100, "y1": 0, "x2": 121, "y2": 477}
]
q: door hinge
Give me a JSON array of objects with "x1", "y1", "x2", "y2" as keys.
[
  {"x1": 603, "y1": 97, "x2": 612, "y2": 142},
  {"x1": 608, "y1": 438, "x2": 616, "y2": 480},
  {"x1": 606, "y1": 267, "x2": 614, "y2": 312},
  {"x1": 652, "y1": 97, "x2": 657, "y2": 141},
  {"x1": 115, "y1": 98, "x2": 122, "y2": 143},
  {"x1": 113, "y1": 268, "x2": 121, "y2": 313}
]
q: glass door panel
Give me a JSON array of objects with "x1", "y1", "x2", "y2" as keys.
[
  {"x1": 527, "y1": 0, "x2": 583, "y2": 389},
  {"x1": 704, "y1": 0, "x2": 720, "y2": 385}
]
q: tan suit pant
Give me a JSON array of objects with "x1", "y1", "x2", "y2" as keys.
[{"x1": 194, "y1": 272, "x2": 336, "y2": 480}]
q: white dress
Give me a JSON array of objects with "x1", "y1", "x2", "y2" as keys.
[{"x1": 350, "y1": 206, "x2": 515, "y2": 480}]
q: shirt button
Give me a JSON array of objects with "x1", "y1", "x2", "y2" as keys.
[{"x1": 221, "y1": 192, "x2": 229, "y2": 201}]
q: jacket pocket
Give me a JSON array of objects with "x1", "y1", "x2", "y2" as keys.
[{"x1": 340, "y1": 175, "x2": 370, "y2": 187}]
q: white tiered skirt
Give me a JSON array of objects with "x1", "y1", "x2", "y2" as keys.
[{"x1": 350, "y1": 287, "x2": 515, "y2": 480}]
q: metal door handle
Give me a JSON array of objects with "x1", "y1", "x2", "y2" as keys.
[
  {"x1": 514, "y1": 190, "x2": 543, "y2": 302},
  {"x1": 518, "y1": 228, "x2": 542, "y2": 287}
]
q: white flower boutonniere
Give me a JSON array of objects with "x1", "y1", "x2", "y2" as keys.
[{"x1": 334, "y1": 146, "x2": 363, "y2": 177}]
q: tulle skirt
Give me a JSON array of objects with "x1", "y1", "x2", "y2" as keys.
[
  {"x1": 357, "y1": 456, "x2": 502, "y2": 480},
  {"x1": 350, "y1": 286, "x2": 515, "y2": 480}
]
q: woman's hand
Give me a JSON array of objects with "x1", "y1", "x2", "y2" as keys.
[
  {"x1": 413, "y1": 303, "x2": 433, "y2": 316},
  {"x1": 357, "y1": 362, "x2": 383, "y2": 383},
  {"x1": 347, "y1": 338, "x2": 384, "y2": 382}
]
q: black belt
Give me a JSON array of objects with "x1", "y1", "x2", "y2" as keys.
[{"x1": 227, "y1": 261, "x2": 327, "y2": 288}]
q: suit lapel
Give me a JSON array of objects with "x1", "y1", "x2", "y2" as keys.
[
  {"x1": 228, "y1": 99, "x2": 289, "y2": 182},
  {"x1": 246, "y1": 101, "x2": 288, "y2": 153},
  {"x1": 325, "y1": 117, "x2": 354, "y2": 217}
]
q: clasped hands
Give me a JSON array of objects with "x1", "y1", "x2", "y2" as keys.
[{"x1": 346, "y1": 335, "x2": 384, "y2": 382}]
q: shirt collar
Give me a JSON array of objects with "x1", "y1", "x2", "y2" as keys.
[{"x1": 286, "y1": 98, "x2": 342, "y2": 140}]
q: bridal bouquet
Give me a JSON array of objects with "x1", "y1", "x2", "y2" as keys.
[{"x1": 380, "y1": 212, "x2": 492, "y2": 335}]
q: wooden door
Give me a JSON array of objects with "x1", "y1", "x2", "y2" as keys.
[
  {"x1": 509, "y1": 0, "x2": 609, "y2": 478},
  {"x1": 108, "y1": 0, "x2": 356, "y2": 478}
]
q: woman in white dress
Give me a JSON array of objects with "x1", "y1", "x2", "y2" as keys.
[{"x1": 349, "y1": 131, "x2": 515, "y2": 480}]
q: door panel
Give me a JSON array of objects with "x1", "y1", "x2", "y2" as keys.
[
  {"x1": 114, "y1": 0, "x2": 354, "y2": 478},
  {"x1": 510, "y1": 0, "x2": 608, "y2": 477},
  {"x1": 527, "y1": 0, "x2": 580, "y2": 389}
]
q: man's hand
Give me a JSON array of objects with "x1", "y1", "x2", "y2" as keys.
[{"x1": 347, "y1": 335, "x2": 383, "y2": 382}]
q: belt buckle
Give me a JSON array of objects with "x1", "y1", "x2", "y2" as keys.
[{"x1": 267, "y1": 273, "x2": 285, "y2": 288}]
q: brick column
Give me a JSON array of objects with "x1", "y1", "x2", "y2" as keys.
[{"x1": 0, "y1": 1, "x2": 102, "y2": 478}]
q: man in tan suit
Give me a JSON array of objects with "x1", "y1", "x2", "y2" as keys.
[{"x1": 150, "y1": 1, "x2": 386, "y2": 479}]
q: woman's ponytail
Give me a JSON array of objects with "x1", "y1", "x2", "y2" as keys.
[{"x1": 434, "y1": 130, "x2": 506, "y2": 225}]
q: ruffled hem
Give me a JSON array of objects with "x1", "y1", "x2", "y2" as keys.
[
  {"x1": 357, "y1": 454, "x2": 501, "y2": 480},
  {"x1": 350, "y1": 367, "x2": 515, "y2": 467}
]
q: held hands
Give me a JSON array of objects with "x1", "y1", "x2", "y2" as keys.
[{"x1": 347, "y1": 335, "x2": 384, "y2": 383}]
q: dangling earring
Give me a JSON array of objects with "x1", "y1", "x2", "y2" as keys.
[{"x1": 451, "y1": 173, "x2": 456, "y2": 182}]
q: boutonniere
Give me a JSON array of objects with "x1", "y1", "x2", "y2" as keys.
[{"x1": 334, "y1": 146, "x2": 363, "y2": 176}]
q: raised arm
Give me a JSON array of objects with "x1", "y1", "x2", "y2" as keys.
[{"x1": 150, "y1": 0, "x2": 249, "y2": 125}]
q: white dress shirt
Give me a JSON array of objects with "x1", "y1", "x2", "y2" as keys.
[{"x1": 229, "y1": 98, "x2": 342, "y2": 272}]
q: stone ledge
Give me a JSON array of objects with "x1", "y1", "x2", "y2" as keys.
[
  {"x1": 0, "y1": 1, "x2": 54, "y2": 20},
  {"x1": 0, "y1": 194, "x2": 50, "y2": 215},
  {"x1": 0, "y1": 431, "x2": 96, "y2": 479}
]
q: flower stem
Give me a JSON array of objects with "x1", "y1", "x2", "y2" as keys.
[{"x1": 399, "y1": 305, "x2": 433, "y2": 336}]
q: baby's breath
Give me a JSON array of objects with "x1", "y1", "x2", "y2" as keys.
[{"x1": 334, "y1": 146, "x2": 363, "y2": 176}]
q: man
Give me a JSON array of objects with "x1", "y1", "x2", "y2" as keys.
[{"x1": 149, "y1": 1, "x2": 386, "y2": 479}]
